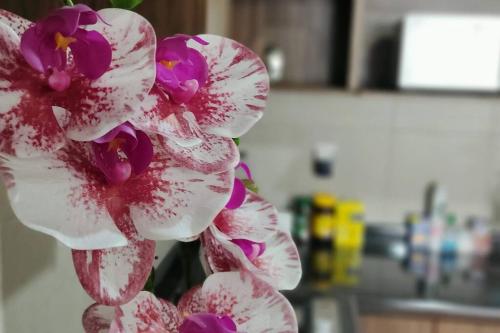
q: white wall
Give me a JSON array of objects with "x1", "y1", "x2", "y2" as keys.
[{"x1": 241, "y1": 90, "x2": 500, "y2": 224}]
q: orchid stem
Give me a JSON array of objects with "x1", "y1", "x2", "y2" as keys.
[{"x1": 64, "y1": 0, "x2": 74, "y2": 6}]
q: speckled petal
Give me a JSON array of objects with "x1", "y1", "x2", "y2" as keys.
[
  {"x1": 214, "y1": 190, "x2": 278, "y2": 242},
  {"x1": 203, "y1": 272, "x2": 298, "y2": 333},
  {"x1": 0, "y1": 150, "x2": 127, "y2": 249},
  {"x1": 82, "y1": 303, "x2": 114, "y2": 333},
  {"x1": 208, "y1": 226, "x2": 301, "y2": 290},
  {"x1": 177, "y1": 286, "x2": 207, "y2": 317},
  {"x1": 0, "y1": 9, "x2": 31, "y2": 35},
  {"x1": 186, "y1": 35, "x2": 269, "y2": 138},
  {"x1": 109, "y1": 291, "x2": 180, "y2": 333},
  {"x1": 0, "y1": 22, "x2": 66, "y2": 157},
  {"x1": 200, "y1": 228, "x2": 239, "y2": 273},
  {"x1": 72, "y1": 235, "x2": 155, "y2": 306},
  {"x1": 129, "y1": 149, "x2": 234, "y2": 241},
  {"x1": 57, "y1": 9, "x2": 156, "y2": 141},
  {"x1": 247, "y1": 230, "x2": 302, "y2": 290},
  {"x1": 132, "y1": 86, "x2": 202, "y2": 147},
  {"x1": 160, "y1": 132, "x2": 239, "y2": 174}
]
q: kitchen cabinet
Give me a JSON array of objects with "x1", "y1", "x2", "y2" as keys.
[
  {"x1": 0, "y1": 0, "x2": 207, "y2": 36},
  {"x1": 437, "y1": 319, "x2": 500, "y2": 333},
  {"x1": 361, "y1": 315, "x2": 500, "y2": 333},
  {"x1": 361, "y1": 315, "x2": 433, "y2": 333}
]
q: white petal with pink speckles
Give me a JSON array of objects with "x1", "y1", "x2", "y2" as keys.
[
  {"x1": 82, "y1": 304, "x2": 114, "y2": 333},
  {"x1": 0, "y1": 152, "x2": 127, "y2": 249},
  {"x1": 132, "y1": 87, "x2": 202, "y2": 147},
  {"x1": 0, "y1": 22, "x2": 67, "y2": 157},
  {"x1": 203, "y1": 271, "x2": 298, "y2": 333},
  {"x1": 178, "y1": 286, "x2": 206, "y2": 317},
  {"x1": 213, "y1": 190, "x2": 278, "y2": 242},
  {"x1": 185, "y1": 35, "x2": 269, "y2": 138},
  {"x1": 160, "y1": 133, "x2": 239, "y2": 174},
  {"x1": 59, "y1": 9, "x2": 157, "y2": 142},
  {"x1": 72, "y1": 237, "x2": 155, "y2": 306},
  {"x1": 130, "y1": 162, "x2": 234, "y2": 241},
  {"x1": 0, "y1": 10, "x2": 31, "y2": 35},
  {"x1": 205, "y1": 227, "x2": 302, "y2": 290},
  {"x1": 109, "y1": 291, "x2": 180, "y2": 333}
]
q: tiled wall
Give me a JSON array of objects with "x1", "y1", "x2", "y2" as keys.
[{"x1": 240, "y1": 90, "x2": 500, "y2": 224}]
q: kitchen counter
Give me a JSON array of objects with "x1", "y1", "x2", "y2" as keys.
[{"x1": 285, "y1": 224, "x2": 500, "y2": 332}]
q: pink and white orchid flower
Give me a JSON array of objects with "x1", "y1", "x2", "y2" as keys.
[
  {"x1": 132, "y1": 34, "x2": 269, "y2": 175},
  {"x1": 201, "y1": 190, "x2": 302, "y2": 290},
  {"x1": 82, "y1": 271, "x2": 298, "y2": 333},
  {"x1": 0, "y1": 8, "x2": 156, "y2": 157},
  {"x1": 0, "y1": 131, "x2": 234, "y2": 304}
]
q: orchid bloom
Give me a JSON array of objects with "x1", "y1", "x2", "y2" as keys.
[
  {"x1": 132, "y1": 34, "x2": 269, "y2": 174},
  {"x1": 20, "y1": 4, "x2": 112, "y2": 87},
  {"x1": 155, "y1": 34, "x2": 209, "y2": 104},
  {"x1": 92, "y1": 122, "x2": 153, "y2": 185},
  {"x1": 0, "y1": 8, "x2": 156, "y2": 157},
  {"x1": 0, "y1": 132, "x2": 234, "y2": 304},
  {"x1": 82, "y1": 272, "x2": 298, "y2": 333},
  {"x1": 201, "y1": 190, "x2": 302, "y2": 290}
]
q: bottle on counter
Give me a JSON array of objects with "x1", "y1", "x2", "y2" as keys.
[
  {"x1": 309, "y1": 193, "x2": 336, "y2": 289},
  {"x1": 291, "y1": 196, "x2": 313, "y2": 246}
]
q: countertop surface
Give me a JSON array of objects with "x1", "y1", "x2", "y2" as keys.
[{"x1": 286, "y1": 224, "x2": 500, "y2": 332}]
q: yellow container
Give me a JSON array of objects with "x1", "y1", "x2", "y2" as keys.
[
  {"x1": 311, "y1": 193, "x2": 336, "y2": 240},
  {"x1": 333, "y1": 201, "x2": 365, "y2": 250}
]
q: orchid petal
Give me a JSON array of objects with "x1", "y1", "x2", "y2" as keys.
[
  {"x1": 109, "y1": 292, "x2": 180, "y2": 333},
  {"x1": 238, "y1": 161, "x2": 253, "y2": 181},
  {"x1": 0, "y1": 9, "x2": 32, "y2": 35},
  {"x1": 202, "y1": 271, "x2": 298, "y2": 333},
  {"x1": 208, "y1": 227, "x2": 302, "y2": 290},
  {"x1": 18, "y1": 26, "x2": 44, "y2": 72},
  {"x1": 215, "y1": 190, "x2": 278, "y2": 242},
  {"x1": 122, "y1": 130, "x2": 153, "y2": 175},
  {"x1": 0, "y1": 150, "x2": 127, "y2": 249},
  {"x1": 82, "y1": 304, "x2": 114, "y2": 333},
  {"x1": 160, "y1": 132, "x2": 239, "y2": 174},
  {"x1": 56, "y1": 9, "x2": 156, "y2": 142},
  {"x1": 72, "y1": 235, "x2": 155, "y2": 306},
  {"x1": 170, "y1": 79, "x2": 199, "y2": 104},
  {"x1": 179, "y1": 313, "x2": 237, "y2": 333},
  {"x1": 200, "y1": 229, "x2": 239, "y2": 273},
  {"x1": 178, "y1": 286, "x2": 207, "y2": 317},
  {"x1": 0, "y1": 22, "x2": 66, "y2": 157},
  {"x1": 132, "y1": 87, "x2": 202, "y2": 147},
  {"x1": 70, "y1": 28, "x2": 112, "y2": 80},
  {"x1": 186, "y1": 35, "x2": 269, "y2": 138},
  {"x1": 225, "y1": 178, "x2": 245, "y2": 210},
  {"x1": 248, "y1": 230, "x2": 302, "y2": 290},
  {"x1": 174, "y1": 49, "x2": 208, "y2": 87},
  {"x1": 94, "y1": 122, "x2": 137, "y2": 144},
  {"x1": 128, "y1": 145, "x2": 234, "y2": 240},
  {"x1": 45, "y1": 4, "x2": 96, "y2": 36},
  {"x1": 92, "y1": 142, "x2": 132, "y2": 185}
]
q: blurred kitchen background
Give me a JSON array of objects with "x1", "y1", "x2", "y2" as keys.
[{"x1": 4, "y1": 0, "x2": 500, "y2": 332}]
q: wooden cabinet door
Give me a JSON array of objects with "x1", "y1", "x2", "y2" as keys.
[
  {"x1": 361, "y1": 315, "x2": 433, "y2": 333},
  {"x1": 437, "y1": 319, "x2": 500, "y2": 333},
  {"x1": 1, "y1": 0, "x2": 207, "y2": 36}
]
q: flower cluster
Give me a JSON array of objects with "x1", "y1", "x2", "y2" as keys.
[{"x1": 0, "y1": 4, "x2": 301, "y2": 333}]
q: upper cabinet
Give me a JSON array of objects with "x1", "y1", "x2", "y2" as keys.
[
  {"x1": 206, "y1": 0, "x2": 500, "y2": 96},
  {"x1": 1, "y1": 0, "x2": 207, "y2": 36}
]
